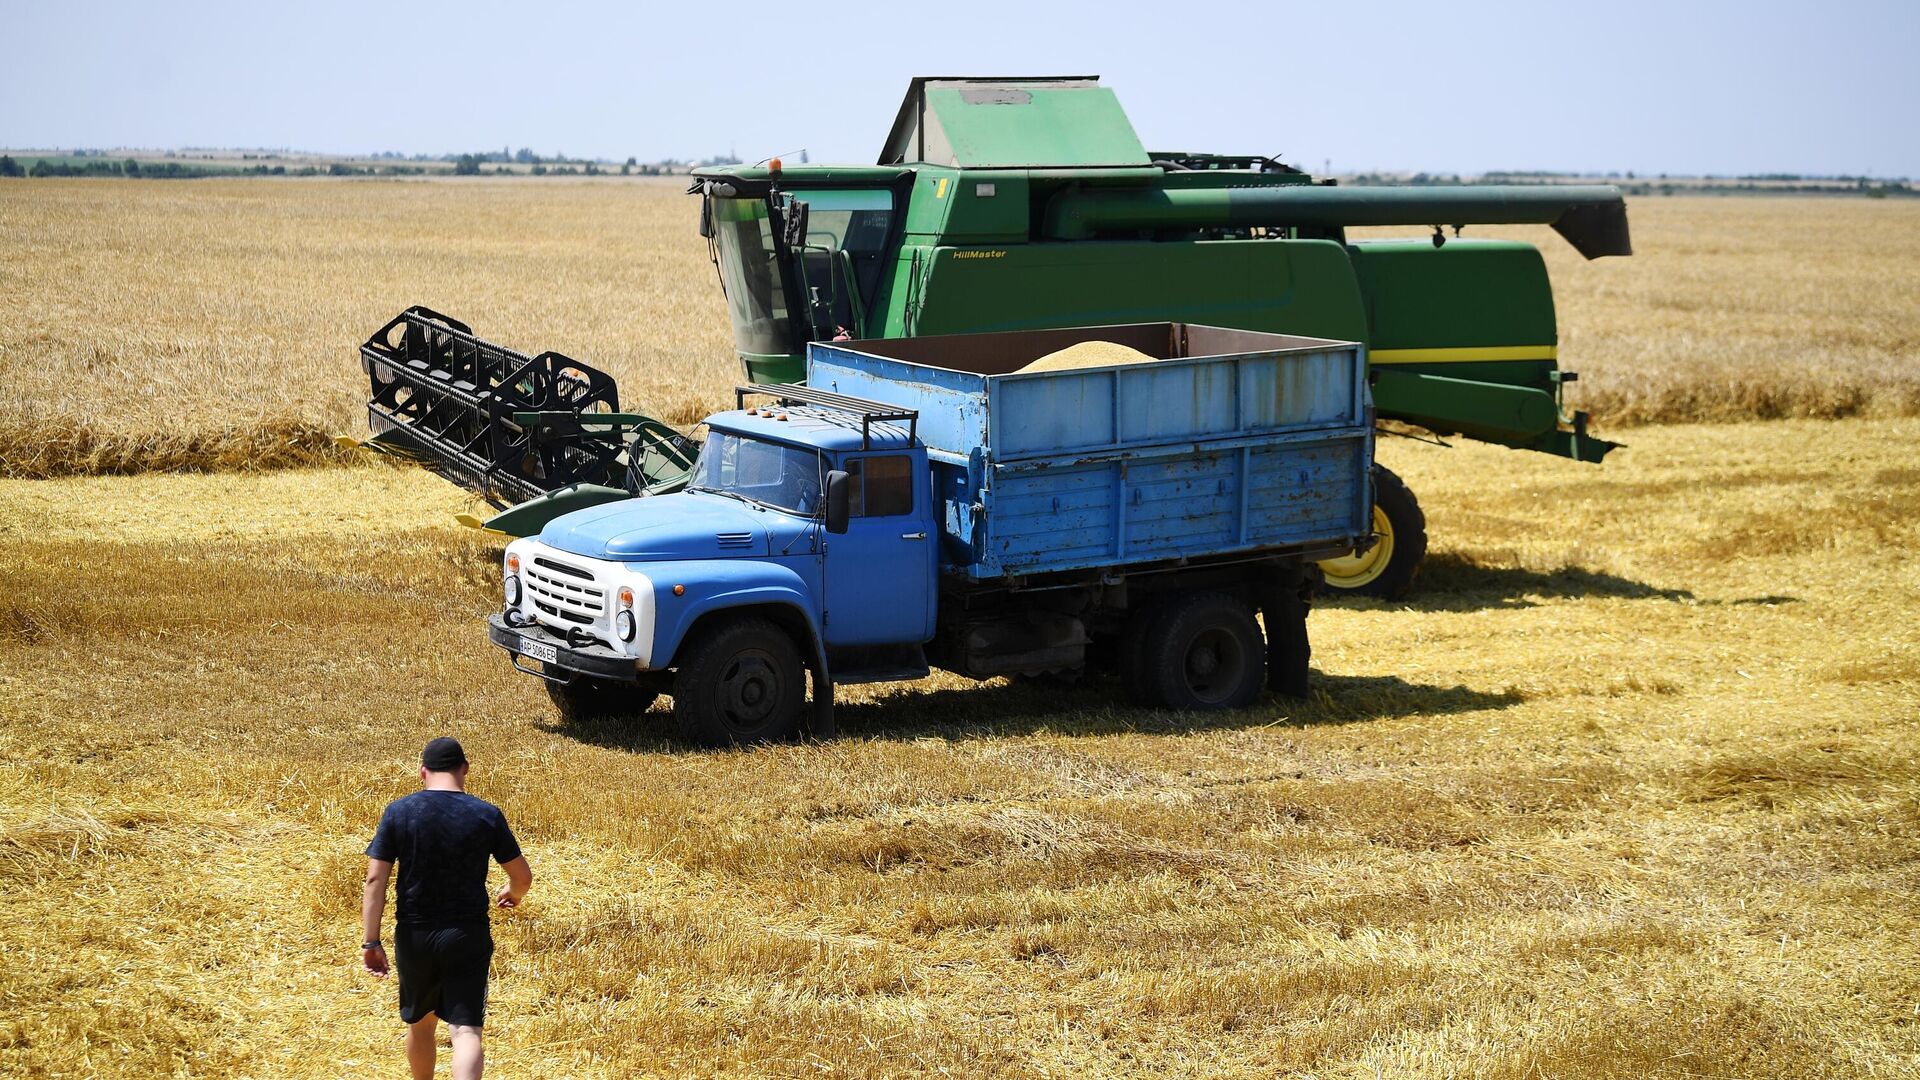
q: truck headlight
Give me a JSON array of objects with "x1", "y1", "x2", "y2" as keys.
[
  {"x1": 615, "y1": 609, "x2": 637, "y2": 642},
  {"x1": 505, "y1": 575, "x2": 522, "y2": 606}
]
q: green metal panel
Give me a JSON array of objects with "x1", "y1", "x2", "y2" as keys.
[
  {"x1": 1376, "y1": 358, "x2": 1559, "y2": 393},
  {"x1": 900, "y1": 167, "x2": 957, "y2": 240},
  {"x1": 692, "y1": 164, "x2": 909, "y2": 186},
  {"x1": 741, "y1": 350, "x2": 807, "y2": 384},
  {"x1": 1371, "y1": 369, "x2": 1558, "y2": 443},
  {"x1": 911, "y1": 240, "x2": 1370, "y2": 343},
  {"x1": 938, "y1": 172, "x2": 1031, "y2": 244},
  {"x1": 1347, "y1": 240, "x2": 1557, "y2": 351},
  {"x1": 925, "y1": 86, "x2": 1149, "y2": 167},
  {"x1": 1043, "y1": 184, "x2": 1631, "y2": 258},
  {"x1": 1371, "y1": 369, "x2": 1616, "y2": 460},
  {"x1": 880, "y1": 77, "x2": 1151, "y2": 168},
  {"x1": 483, "y1": 484, "x2": 638, "y2": 538}
]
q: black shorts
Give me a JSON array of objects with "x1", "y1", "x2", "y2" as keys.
[{"x1": 395, "y1": 921, "x2": 493, "y2": 1027}]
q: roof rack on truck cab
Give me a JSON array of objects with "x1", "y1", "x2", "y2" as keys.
[{"x1": 735, "y1": 382, "x2": 920, "y2": 450}]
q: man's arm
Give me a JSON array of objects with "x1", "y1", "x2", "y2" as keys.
[
  {"x1": 362, "y1": 858, "x2": 393, "y2": 976},
  {"x1": 495, "y1": 855, "x2": 533, "y2": 909}
]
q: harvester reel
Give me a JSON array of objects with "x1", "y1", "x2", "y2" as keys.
[{"x1": 362, "y1": 306, "x2": 640, "y2": 509}]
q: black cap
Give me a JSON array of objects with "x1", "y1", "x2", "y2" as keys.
[{"x1": 421, "y1": 737, "x2": 468, "y2": 772}]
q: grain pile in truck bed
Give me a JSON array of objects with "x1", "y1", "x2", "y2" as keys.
[{"x1": 1017, "y1": 340, "x2": 1157, "y2": 372}]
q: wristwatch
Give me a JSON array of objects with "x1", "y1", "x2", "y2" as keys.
[{"x1": 362, "y1": 940, "x2": 384, "y2": 951}]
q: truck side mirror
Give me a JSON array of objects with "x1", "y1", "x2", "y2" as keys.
[
  {"x1": 698, "y1": 194, "x2": 713, "y2": 239},
  {"x1": 824, "y1": 470, "x2": 850, "y2": 534}
]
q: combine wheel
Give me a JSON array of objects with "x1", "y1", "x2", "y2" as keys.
[
  {"x1": 1317, "y1": 465, "x2": 1427, "y2": 600},
  {"x1": 546, "y1": 678, "x2": 657, "y2": 722},
  {"x1": 670, "y1": 618, "x2": 806, "y2": 747},
  {"x1": 1137, "y1": 591, "x2": 1266, "y2": 711}
]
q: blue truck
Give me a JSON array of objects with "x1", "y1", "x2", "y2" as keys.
[{"x1": 485, "y1": 323, "x2": 1374, "y2": 744}]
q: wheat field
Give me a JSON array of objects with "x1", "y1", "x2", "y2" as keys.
[
  {"x1": 1, "y1": 178, "x2": 1917, "y2": 1077},
  {"x1": 1, "y1": 421, "x2": 1915, "y2": 1077},
  {"x1": 2, "y1": 179, "x2": 1919, "y2": 477}
]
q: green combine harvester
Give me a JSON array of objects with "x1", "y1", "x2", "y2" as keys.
[{"x1": 364, "y1": 75, "x2": 1630, "y2": 598}]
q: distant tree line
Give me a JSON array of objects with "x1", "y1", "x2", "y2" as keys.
[
  {"x1": 0, "y1": 154, "x2": 443, "y2": 179},
  {"x1": 0, "y1": 147, "x2": 743, "y2": 179},
  {"x1": 1344, "y1": 168, "x2": 1914, "y2": 199}
]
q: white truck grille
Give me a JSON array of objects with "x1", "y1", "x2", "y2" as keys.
[{"x1": 525, "y1": 555, "x2": 606, "y2": 628}]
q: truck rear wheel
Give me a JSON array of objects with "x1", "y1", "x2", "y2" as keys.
[
  {"x1": 1317, "y1": 464, "x2": 1426, "y2": 600},
  {"x1": 670, "y1": 618, "x2": 806, "y2": 747},
  {"x1": 1138, "y1": 591, "x2": 1266, "y2": 710},
  {"x1": 546, "y1": 678, "x2": 657, "y2": 722}
]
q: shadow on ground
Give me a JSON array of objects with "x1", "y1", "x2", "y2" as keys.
[
  {"x1": 1326, "y1": 552, "x2": 1702, "y2": 612},
  {"x1": 541, "y1": 669, "x2": 1525, "y2": 753}
]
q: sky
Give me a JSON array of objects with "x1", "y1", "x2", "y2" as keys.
[{"x1": 4, "y1": 0, "x2": 1915, "y2": 177}]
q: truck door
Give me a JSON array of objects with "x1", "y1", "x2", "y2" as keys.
[{"x1": 823, "y1": 451, "x2": 935, "y2": 646}]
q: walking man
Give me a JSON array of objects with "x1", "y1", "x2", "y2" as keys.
[{"x1": 362, "y1": 737, "x2": 533, "y2": 1080}]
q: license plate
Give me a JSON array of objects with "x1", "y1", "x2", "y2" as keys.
[{"x1": 517, "y1": 637, "x2": 558, "y2": 664}]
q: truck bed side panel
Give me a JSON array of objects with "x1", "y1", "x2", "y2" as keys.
[
  {"x1": 984, "y1": 436, "x2": 1367, "y2": 576},
  {"x1": 809, "y1": 324, "x2": 1372, "y2": 581}
]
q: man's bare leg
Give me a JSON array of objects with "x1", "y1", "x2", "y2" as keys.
[
  {"x1": 448, "y1": 1024, "x2": 484, "y2": 1080},
  {"x1": 405, "y1": 1014, "x2": 437, "y2": 1080}
]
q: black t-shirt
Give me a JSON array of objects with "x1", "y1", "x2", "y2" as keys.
[{"x1": 366, "y1": 790, "x2": 522, "y2": 926}]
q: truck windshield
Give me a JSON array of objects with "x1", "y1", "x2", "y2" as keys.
[
  {"x1": 710, "y1": 189, "x2": 894, "y2": 357},
  {"x1": 687, "y1": 431, "x2": 824, "y2": 515}
]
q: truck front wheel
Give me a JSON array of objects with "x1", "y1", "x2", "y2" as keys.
[
  {"x1": 1317, "y1": 464, "x2": 1426, "y2": 600},
  {"x1": 671, "y1": 618, "x2": 806, "y2": 746},
  {"x1": 1139, "y1": 591, "x2": 1266, "y2": 710},
  {"x1": 546, "y1": 678, "x2": 657, "y2": 722}
]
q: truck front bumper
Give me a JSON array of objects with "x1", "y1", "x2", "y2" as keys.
[{"x1": 487, "y1": 614, "x2": 643, "y2": 683}]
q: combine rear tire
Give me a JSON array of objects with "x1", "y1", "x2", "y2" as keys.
[
  {"x1": 1317, "y1": 465, "x2": 1426, "y2": 600},
  {"x1": 546, "y1": 678, "x2": 657, "y2": 722},
  {"x1": 1137, "y1": 591, "x2": 1266, "y2": 711},
  {"x1": 671, "y1": 618, "x2": 805, "y2": 747}
]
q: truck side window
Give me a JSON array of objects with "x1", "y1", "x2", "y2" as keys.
[{"x1": 848, "y1": 455, "x2": 913, "y2": 517}]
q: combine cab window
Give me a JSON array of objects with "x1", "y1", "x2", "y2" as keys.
[
  {"x1": 710, "y1": 189, "x2": 896, "y2": 360},
  {"x1": 712, "y1": 198, "x2": 796, "y2": 357},
  {"x1": 792, "y1": 189, "x2": 895, "y2": 331}
]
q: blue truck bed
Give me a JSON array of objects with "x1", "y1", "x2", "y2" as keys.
[{"x1": 807, "y1": 323, "x2": 1373, "y2": 581}]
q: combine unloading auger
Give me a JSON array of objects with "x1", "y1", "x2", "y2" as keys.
[{"x1": 358, "y1": 306, "x2": 695, "y2": 534}]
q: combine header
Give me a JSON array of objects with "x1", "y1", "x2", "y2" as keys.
[{"x1": 360, "y1": 306, "x2": 694, "y2": 533}]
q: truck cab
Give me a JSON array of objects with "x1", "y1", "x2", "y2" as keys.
[{"x1": 488, "y1": 397, "x2": 936, "y2": 745}]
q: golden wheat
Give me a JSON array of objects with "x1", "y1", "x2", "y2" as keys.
[
  {"x1": 3, "y1": 179, "x2": 1918, "y2": 477},
  {"x1": 0, "y1": 177, "x2": 735, "y2": 478},
  {"x1": 1, "y1": 419, "x2": 1915, "y2": 1077}
]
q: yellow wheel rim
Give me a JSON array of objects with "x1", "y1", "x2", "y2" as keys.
[{"x1": 1318, "y1": 505, "x2": 1394, "y2": 589}]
